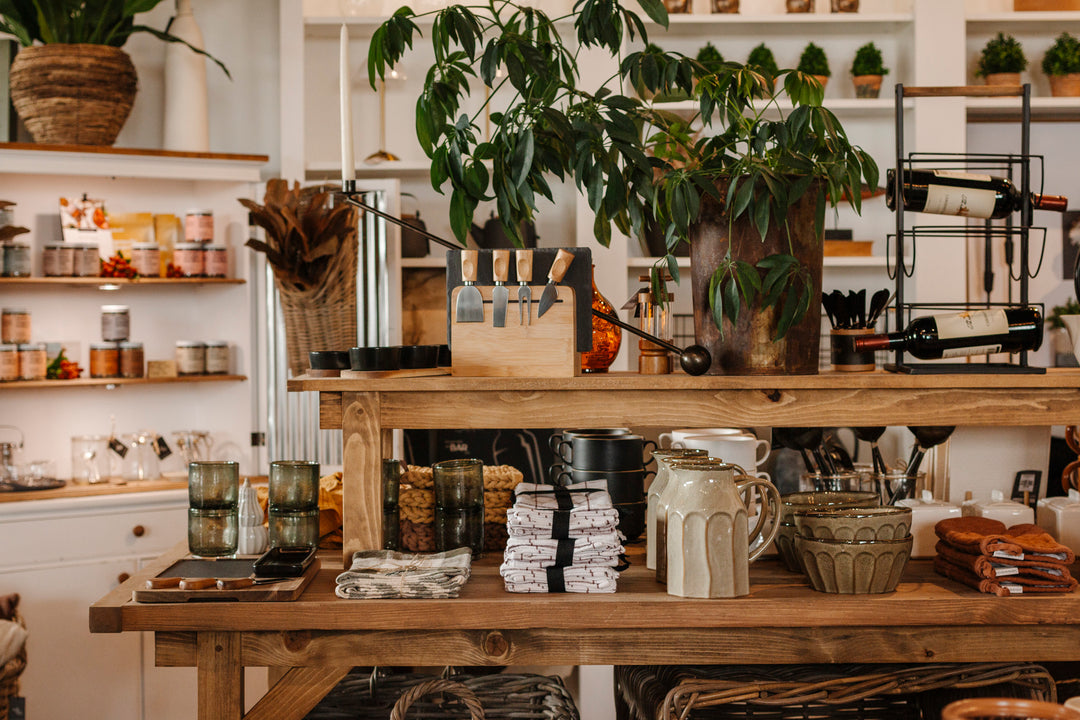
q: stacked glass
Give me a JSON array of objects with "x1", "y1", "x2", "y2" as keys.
[
  {"x1": 433, "y1": 458, "x2": 485, "y2": 556},
  {"x1": 188, "y1": 461, "x2": 239, "y2": 557},
  {"x1": 268, "y1": 461, "x2": 320, "y2": 550}
]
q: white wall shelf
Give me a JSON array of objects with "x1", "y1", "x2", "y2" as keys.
[
  {"x1": 0, "y1": 143, "x2": 267, "y2": 182},
  {"x1": 642, "y1": 12, "x2": 913, "y2": 34},
  {"x1": 966, "y1": 96, "x2": 1080, "y2": 122},
  {"x1": 967, "y1": 11, "x2": 1080, "y2": 27}
]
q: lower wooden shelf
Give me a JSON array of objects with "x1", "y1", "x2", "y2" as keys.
[{"x1": 1, "y1": 374, "x2": 247, "y2": 390}]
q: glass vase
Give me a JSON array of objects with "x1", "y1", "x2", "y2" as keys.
[{"x1": 581, "y1": 266, "x2": 622, "y2": 373}]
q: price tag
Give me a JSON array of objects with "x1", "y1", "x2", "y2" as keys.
[
  {"x1": 152, "y1": 435, "x2": 173, "y2": 461},
  {"x1": 109, "y1": 436, "x2": 128, "y2": 458}
]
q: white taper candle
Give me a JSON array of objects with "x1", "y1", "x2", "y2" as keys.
[{"x1": 340, "y1": 24, "x2": 356, "y2": 182}]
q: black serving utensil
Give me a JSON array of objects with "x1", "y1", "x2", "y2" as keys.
[
  {"x1": 830, "y1": 290, "x2": 848, "y2": 329},
  {"x1": 821, "y1": 292, "x2": 837, "y2": 329},
  {"x1": 904, "y1": 425, "x2": 956, "y2": 485},
  {"x1": 855, "y1": 289, "x2": 866, "y2": 328},
  {"x1": 592, "y1": 309, "x2": 711, "y2": 376},
  {"x1": 791, "y1": 426, "x2": 836, "y2": 477},
  {"x1": 866, "y1": 289, "x2": 891, "y2": 328},
  {"x1": 854, "y1": 426, "x2": 888, "y2": 475}
]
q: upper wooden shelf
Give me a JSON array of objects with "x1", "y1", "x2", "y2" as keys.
[
  {"x1": 2, "y1": 374, "x2": 247, "y2": 390},
  {"x1": 0, "y1": 142, "x2": 268, "y2": 182},
  {"x1": 0, "y1": 277, "x2": 245, "y2": 288},
  {"x1": 967, "y1": 96, "x2": 1080, "y2": 122}
]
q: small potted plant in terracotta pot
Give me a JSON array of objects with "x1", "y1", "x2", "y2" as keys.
[
  {"x1": 798, "y1": 42, "x2": 831, "y2": 92},
  {"x1": 851, "y1": 42, "x2": 889, "y2": 98},
  {"x1": 1043, "y1": 33, "x2": 1080, "y2": 97},
  {"x1": 747, "y1": 43, "x2": 780, "y2": 92},
  {"x1": 976, "y1": 32, "x2": 1027, "y2": 86}
]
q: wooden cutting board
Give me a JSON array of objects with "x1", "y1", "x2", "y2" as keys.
[{"x1": 132, "y1": 556, "x2": 320, "y2": 603}]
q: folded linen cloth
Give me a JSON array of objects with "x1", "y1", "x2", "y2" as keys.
[
  {"x1": 934, "y1": 517, "x2": 1023, "y2": 557},
  {"x1": 503, "y1": 533, "x2": 623, "y2": 568},
  {"x1": 505, "y1": 507, "x2": 620, "y2": 537},
  {"x1": 935, "y1": 541, "x2": 1077, "y2": 583},
  {"x1": 512, "y1": 480, "x2": 613, "y2": 510},
  {"x1": 335, "y1": 547, "x2": 471, "y2": 599},
  {"x1": 500, "y1": 564, "x2": 619, "y2": 593},
  {"x1": 934, "y1": 554, "x2": 1077, "y2": 595},
  {"x1": 1002, "y1": 523, "x2": 1076, "y2": 564}
]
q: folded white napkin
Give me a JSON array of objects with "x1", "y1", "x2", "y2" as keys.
[
  {"x1": 335, "y1": 547, "x2": 471, "y2": 599},
  {"x1": 500, "y1": 565, "x2": 618, "y2": 593},
  {"x1": 502, "y1": 533, "x2": 623, "y2": 567},
  {"x1": 512, "y1": 480, "x2": 613, "y2": 510}
]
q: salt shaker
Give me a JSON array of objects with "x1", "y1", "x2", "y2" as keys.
[{"x1": 237, "y1": 478, "x2": 268, "y2": 555}]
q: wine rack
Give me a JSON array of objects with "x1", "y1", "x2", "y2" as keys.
[{"x1": 886, "y1": 83, "x2": 1047, "y2": 374}]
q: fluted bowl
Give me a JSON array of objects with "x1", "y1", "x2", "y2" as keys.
[
  {"x1": 775, "y1": 522, "x2": 801, "y2": 573},
  {"x1": 779, "y1": 491, "x2": 880, "y2": 525},
  {"x1": 796, "y1": 534, "x2": 913, "y2": 594},
  {"x1": 795, "y1": 506, "x2": 912, "y2": 542}
]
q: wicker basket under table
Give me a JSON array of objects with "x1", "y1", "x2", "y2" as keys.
[
  {"x1": 304, "y1": 669, "x2": 579, "y2": 720},
  {"x1": 0, "y1": 611, "x2": 26, "y2": 720},
  {"x1": 616, "y1": 663, "x2": 1057, "y2": 720}
]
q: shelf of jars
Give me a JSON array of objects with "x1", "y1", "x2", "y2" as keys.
[
  {"x1": 0, "y1": 374, "x2": 247, "y2": 391},
  {"x1": 967, "y1": 11, "x2": 1080, "y2": 28},
  {"x1": 639, "y1": 12, "x2": 914, "y2": 34},
  {"x1": 0, "y1": 277, "x2": 245, "y2": 288},
  {"x1": 0, "y1": 143, "x2": 267, "y2": 182},
  {"x1": 647, "y1": 97, "x2": 915, "y2": 118},
  {"x1": 966, "y1": 96, "x2": 1080, "y2": 121}
]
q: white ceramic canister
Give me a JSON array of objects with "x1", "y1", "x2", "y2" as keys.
[
  {"x1": 961, "y1": 489, "x2": 1034, "y2": 526},
  {"x1": 897, "y1": 490, "x2": 962, "y2": 558},
  {"x1": 1036, "y1": 489, "x2": 1080, "y2": 554},
  {"x1": 646, "y1": 448, "x2": 708, "y2": 570}
]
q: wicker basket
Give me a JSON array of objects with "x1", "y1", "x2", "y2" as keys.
[
  {"x1": 304, "y1": 669, "x2": 579, "y2": 720},
  {"x1": 0, "y1": 611, "x2": 26, "y2": 720},
  {"x1": 616, "y1": 663, "x2": 1057, "y2": 720},
  {"x1": 9, "y1": 44, "x2": 138, "y2": 146}
]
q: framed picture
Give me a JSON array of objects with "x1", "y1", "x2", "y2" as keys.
[{"x1": 1010, "y1": 469, "x2": 1042, "y2": 509}]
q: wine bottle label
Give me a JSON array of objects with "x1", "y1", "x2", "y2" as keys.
[
  {"x1": 926, "y1": 171, "x2": 997, "y2": 218},
  {"x1": 940, "y1": 344, "x2": 1002, "y2": 358},
  {"x1": 934, "y1": 308, "x2": 1009, "y2": 340}
]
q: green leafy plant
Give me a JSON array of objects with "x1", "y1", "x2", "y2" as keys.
[
  {"x1": 851, "y1": 42, "x2": 889, "y2": 76},
  {"x1": 368, "y1": 1, "x2": 877, "y2": 339},
  {"x1": 746, "y1": 43, "x2": 780, "y2": 78},
  {"x1": 1042, "y1": 33, "x2": 1080, "y2": 76},
  {"x1": 976, "y1": 32, "x2": 1028, "y2": 77},
  {"x1": 695, "y1": 42, "x2": 725, "y2": 76},
  {"x1": 0, "y1": 0, "x2": 229, "y2": 77},
  {"x1": 797, "y1": 42, "x2": 830, "y2": 78},
  {"x1": 1048, "y1": 297, "x2": 1080, "y2": 329}
]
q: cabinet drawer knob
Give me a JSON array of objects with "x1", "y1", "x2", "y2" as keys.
[
  {"x1": 117, "y1": 572, "x2": 131, "y2": 584},
  {"x1": 132, "y1": 525, "x2": 146, "y2": 537}
]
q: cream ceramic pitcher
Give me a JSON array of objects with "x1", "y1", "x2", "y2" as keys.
[{"x1": 663, "y1": 459, "x2": 781, "y2": 598}]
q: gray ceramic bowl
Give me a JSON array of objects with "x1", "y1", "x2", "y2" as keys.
[
  {"x1": 775, "y1": 522, "x2": 801, "y2": 573},
  {"x1": 795, "y1": 534, "x2": 913, "y2": 594},
  {"x1": 794, "y1": 506, "x2": 912, "y2": 542}
]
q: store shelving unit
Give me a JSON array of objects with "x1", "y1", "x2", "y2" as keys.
[{"x1": 0, "y1": 375, "x2": 247, "y2": 391}]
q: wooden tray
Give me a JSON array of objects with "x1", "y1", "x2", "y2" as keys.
[{"x1": 132, "y1": 556, "x2": 320, "y2": 603}]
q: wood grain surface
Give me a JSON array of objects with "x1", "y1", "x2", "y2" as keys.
[{"x1": 342, "y1": 392, "x2": 383, "y2": 556}]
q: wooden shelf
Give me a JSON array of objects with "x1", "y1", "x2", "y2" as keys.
[
  {"x1": 967, "y1": 96, "x2": 1080, "y2": 122},
  {"x1": 648, "y1": 98, "x2": 913, "y2": 118},
  {"x1": 642, "y1": 12, "x2": 913, "y2": 35},
  {"x1": 967, "y1": 11, "x2": 1080, "y2": 28},
  {"x1": 0, "y1": 277, "x2": 245, "y2": 288},
  {"x1": 1, "y1": 374, "x2": 247, "y2": 390},
  {"x1": 0, "y1": 142, "x2": 267, "y2": 182}
]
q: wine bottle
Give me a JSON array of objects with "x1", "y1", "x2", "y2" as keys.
[
  {"x1": 852, "y1": 307, "x2": 1043, "y2": 360},
  {"x1": 886, "y1": 169, "x2": 1067, "y2": 219}
]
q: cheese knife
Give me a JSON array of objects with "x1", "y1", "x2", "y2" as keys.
[
  {"x1": 454, "y1": 249, "x2": 484, "y2": 323},
  {"x1": 537, "y1": 249, "x2": 574, "y2": 319},
  {"x1": 492, "y1": 249, "x2": 510, "y2": 328},
  {"x1": 517, "y1": 249, "x2": 533, "y2": 325}
]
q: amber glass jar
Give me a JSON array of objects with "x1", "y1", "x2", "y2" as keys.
[{"x1": 580, "y1": 266, "x2": 622, "y2": 373}]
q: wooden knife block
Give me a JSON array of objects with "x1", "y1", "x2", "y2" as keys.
[{"x1": 450, "y1": 284, "x2": 579, "y2": 377}]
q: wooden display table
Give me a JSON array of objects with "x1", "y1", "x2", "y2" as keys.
[{"x1": 89, "y1": 371, "x2": 1080, "y2": 720}]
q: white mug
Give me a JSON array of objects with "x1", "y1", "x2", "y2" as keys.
[
  {"x1": 659, "y1": 427, "x2": 749, "y2": 449},
  {"x1": 676, "y1": 434, "x2": 771, "y2": 478}
]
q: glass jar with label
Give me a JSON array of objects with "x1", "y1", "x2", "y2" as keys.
[
  {"x1": 0, "y1": 344, "x2": 18, "y2": 382},
  {"x1": 1, "y1": 308, "x2": 30, "y2": 345},
  {"x1": 176, "y1": 341, "x2": 207, "y2": 375},
  {"x1": 119, "y1": 341, "x2": 145, "y2": 378},
  {"x1": 184, "y1": 210, "x2": 214, "y2": 243},
  {"x1": 130, "y1": 243, "x2": 161, "y2": 278},
  {"x1": 203, "y1": 245, "x2": 228, "y2": 278},
  {"x1": 205, "y1": 341, "x2": 229, "y2": 374},
  {"x1": 17, "y1": 343, "x2": 46, "y2": 380},
  {"x1": 43, "y1": 244, "x2": 67, "y2": 277},
  {"x1": 4, "y1": 243, "x2": 31, "y2": 277},
  {"x1": 89, "y1": 342, "x2": 120, "y2": 378},
  {"x1": 76, "y1": 244, "x2": 100, "y2": 277},
  {"x1": 173, "y1": 243, "x2": 205, "y2": 277},
  {"x1": 101, "y1": 305, "x2": 130, "y2": 342}
]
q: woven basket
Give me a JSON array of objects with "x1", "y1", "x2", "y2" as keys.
[
  {"x1": 276, "y1": 230, "x2": 358, "y2": 376},
  {"x1": 0, "y1": 611, "x2": 26, "y2": 720},
  {"x1": 10, "y1": 44, "x2": 138, "y2": 146},
  {"x1": 305, "y1": 669, "x2": 579, "y2": 720},
  {"x1": 616, "y1": 663, "x2": 1057, "y2": 720}
]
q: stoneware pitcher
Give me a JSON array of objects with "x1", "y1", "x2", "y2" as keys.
[{"x1": 663, "y1": 459, "x2": 781, "y2": 598}]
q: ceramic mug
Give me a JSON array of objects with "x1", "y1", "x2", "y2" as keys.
[
  {"x1": 659, "y1": 427, "x2": 748, "y2": 448},
  {"x1": 675, "y1": 434, "x2": 771, "y2": 477},
  {"x1": 555, "y1": 433, "x2": 656, "y2": 471},
  {"x1": 552, "y1": 467, "x2": 654, "y2": 504},
  {"x1": 548, "y1": 428, "x2": 631, "y2": 456}
]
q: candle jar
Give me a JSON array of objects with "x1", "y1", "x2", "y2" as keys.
[
  {"x1": 42, "y1": 244, "x2": 66, "y2": 277},
  {"x1": 76, "y1": 244, "x2": 100, "y2": 277},
  {"x1": 173, "y1": 243, "x2": 205, "y2": 277},
  {"x1": 4, "y1": 244, "x2": 31, "y2": 278},
  {"x1": 0, "y1": 344, "x2": 18, "y2": 382},
  {"x1": 101, "y1": 305, "x2": 130, "y2": 342},
  {"x1": 1, "y1": 308, "x2": 30, "y2": 345},
  {"x1": 204, "y1": 245, "x2": 228, "y2": 277},
  {"x1": 119, "y1": 341, "x2": 145, "y2": 378},
  {"x1": 130, "y1": 243, "x2": 161, "y2": 277},
  {"x1": 89, "y1": 342, "x2": 120, "y2": 378},
  {"x1": 432, "y1": 458, "x2": 484, "y2": 556},
  {"x1": 17, "y1": 343, "x2": 46, "y2": 380},
  {"x1": 205, "y1": 340, "x2": 229, "y2": 374},
  {"x1": 184, "y1": 210, "x2": 214, "y2": 243},
  {"x1": 176, "y1": 341, "x2": 206, "y2": 375}
]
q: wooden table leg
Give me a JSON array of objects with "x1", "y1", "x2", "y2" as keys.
[
  {"x1": 196, "y1": 631, "x2": 243, "y2": 720},
  {"x1": 341, "y1": 391, "x2": 383, "y2": 566}
]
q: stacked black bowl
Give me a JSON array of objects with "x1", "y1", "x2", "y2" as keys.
[{"x1": 548, "y1": 428, "x2": 656, "y2": 542}]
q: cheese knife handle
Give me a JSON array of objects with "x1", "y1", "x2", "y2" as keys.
[
  {"x1": 178, "y1": 577, "x2": 217, "y2": 590},
  {"x1": 492, "y1": 249, "x2": 510, "y2": 283},
  {"x1": 461, "y1": 249, "x2": 478, "y2": 283},
  {"x1": 145, "y1": 576, "x2": 182, "y2": 589},
  {"x1": 216, "y1": 577, "x2": 255, "y2": 590},
  {"x1": 516, "y1": 249, "x2": 532, "y2": 283},
  {"x1": 547, "y1": 248, "x2": 574, "y2": 284}
]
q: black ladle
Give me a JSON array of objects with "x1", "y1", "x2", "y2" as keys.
[
  {"x1": 866, "y1": 289, "x2": 891, "y2": 328},
  {"x1": 592, "y1": 309, "x2": 711, "y2": 376},
  {"x1": 792, "y1": 426, "x2": 836, "y2": 477},
  {"x1": 774, "y1": 427, "x2": 817, "y2": 472},
  {"x1": 854, "y1": 426, "x2": 888, "y2": 474}
]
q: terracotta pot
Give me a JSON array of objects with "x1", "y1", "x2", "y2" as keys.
[
  {"x1": 786, "y1": 0, "x2": 814, "y2": 11},
  {"x1": 831, "y1": 0, "x2": 858, "y2": 10},
  {"x1": 663, "y1": 0, "x2": 691, "y2": 12},
  {"x1": 712, "y1": 0, "x2": 739, "y2": 11},
  {"x1": 689, "y1": 180, "x2": 824, "y2": 375},
  {"x1": 984, "y1": 72, "x2": 1021, "y2": 86},
  {"x1": 1049, "y1": 73, "x2": 1080, "y2": 97},
  {"x1": 853, "y1": 74, "x2": 883, "y2": 98},
  {"x1": 9, "y1": 44, "x2": 138, "y2": 146},
  {"x1": 812, "y1": 75, "x2": 830, "y2": 91}
]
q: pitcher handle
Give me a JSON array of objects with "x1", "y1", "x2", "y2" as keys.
[{"x1": 735, "y1": 474, "x2": 782, "y2": 564}]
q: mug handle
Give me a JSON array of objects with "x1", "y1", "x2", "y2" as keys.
[
  {"x1": 755, "y1": 438, "x2": 772, "y2": 465},
  {"x1": 546, "y1": 463, "x2": 566, "y2": 483},
  {"x1": 643, "y1": 440, "x2": 658, "y2": 466},
  {"x1": 658, "y1": 432, "x2": 672, "y2": 448},
  {"x1": 547, "y1": 434, "x2": 563, "y2": 455},
  {"x1": 556, "y1": 440, "x2": 573, "y2": 465},
  {"x1": 734, "y1": 474, "x2": 782, "y2": 563}
]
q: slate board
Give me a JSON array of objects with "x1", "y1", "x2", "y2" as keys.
[{"x1": 132, "y1": 556, "x2": 320, "y2": 603}]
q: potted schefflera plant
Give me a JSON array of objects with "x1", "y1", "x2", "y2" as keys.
[
  {"x1": 1043, "y1": 32, "x2": 1080, "y2": 98},
  {"x1": 976, "y1": 32, "x2": 1028, "y2": 86},
  {"x1": 797, "y1": 42, "x2": 831, "y2": 91},
  {"x1": 851, "y1": 42, "x2": 888, "y2": 98},
  {"x1": 368, "y1": 2, "x2": 878, "y2": 375}
]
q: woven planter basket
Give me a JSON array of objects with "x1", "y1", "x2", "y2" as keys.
[
  {"x1": 10, "y1": 44, "x2": 138, "y2": 146},
  {"x1": 275, "y1": 231, "x2": 358, "y2": 376},
  {"x1": 0, "y1": 611, "x2": 26, "y2": 720}
]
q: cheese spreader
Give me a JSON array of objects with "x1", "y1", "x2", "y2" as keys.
[
  {"x1": 537, "y1": 248, "x2": 574, "y2": 319},
  {"x1": 517, "y1": 249, "x2": 533, "y2": 325},
  {"x1": 455, "y1": 249, "x2": 484, "y2": 323},
  {"x1": 492, "y1": 249, "x2": 510, "y2": 328}
]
